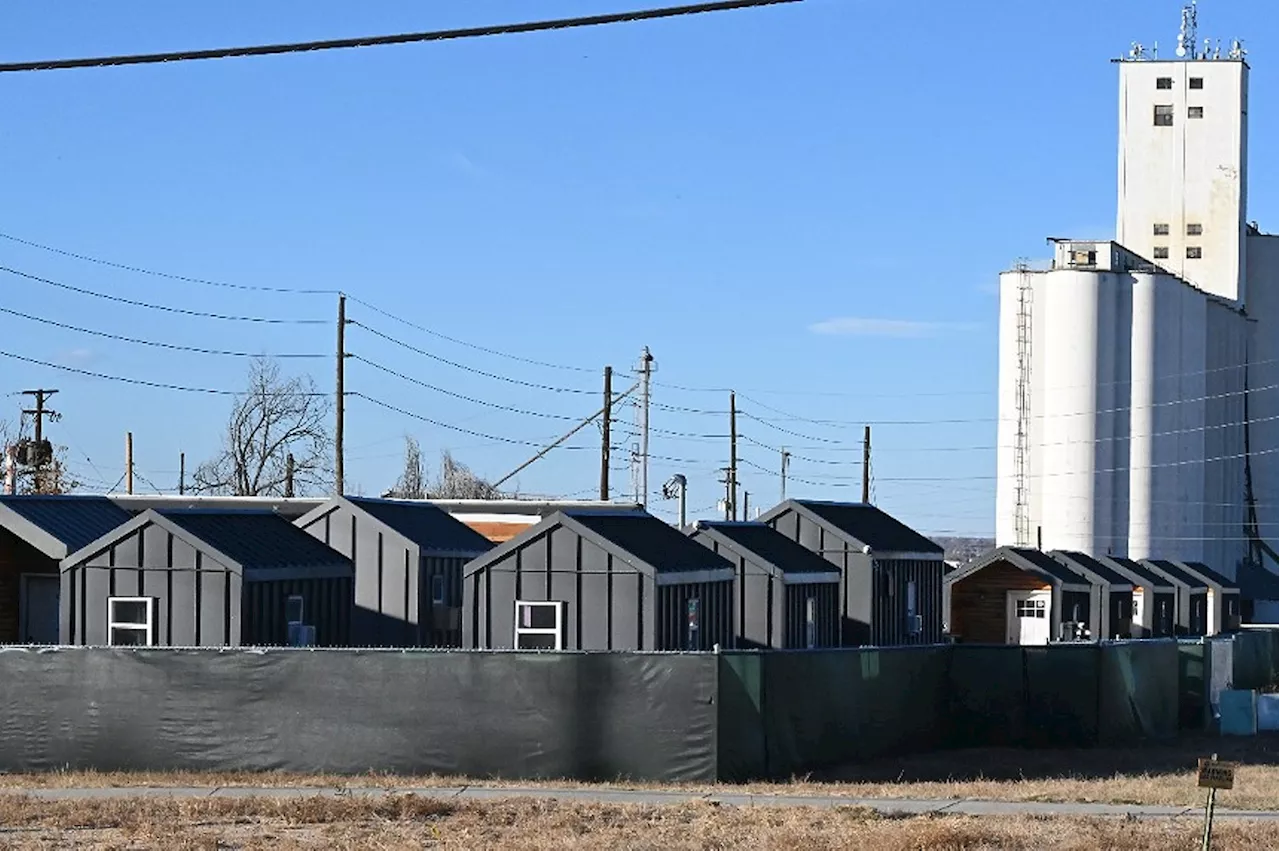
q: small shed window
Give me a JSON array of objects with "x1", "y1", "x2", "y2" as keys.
[
  {"x1": 1189, "y1": 77, "x2": 1203, "y2": 89},
  {"x1": 1188, "y1": 106, "x2": 1204, "y2": 119},
  {"x1": 285, "y1": 595, "x2": 305, "y2": 625},
  {"x1": 1016, "y1": 599, "x2": 1046, "y2": 619},
  {"x1": 515, "y1": 601, "x2": 564, "y2": 650},
  {"x1": 1153, "y1": 223, "x2": 1170, "y2": 236},
  {"x1": 1187, "y1": 246, "x2": 1203, "y2": 259},
  {"x1": 431, "y1": 575, "x2": 446, "y2": 605},
  {"x1": 1156, "y1": 77, "x2": 1173, "y2": 89},
  {"x1": 805, "y1": 597, "x2": 816, "y2": 649},
  {"x1": 1186, "y1": 223, "x2": 1203, "y2": 236},
  {"x1": 906, "y1": 580, "x2": 921, "y2": 634},
  {"x1": 107, "y1": 597, "x2": 156, "y2": 646},
  {"x1": 1153, "y1": 104, "x2": 1174, "y2": 126},
  {"x1": 686, "y1": 597, "x2": 701, "y2": 650},
  {"x1": 1153, "y1": 247, "x2": 1170, "y2": 259}
]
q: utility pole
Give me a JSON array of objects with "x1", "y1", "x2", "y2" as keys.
[
  {"x1": 285, "y1": 453, "x2": 296, "y2": 498},
  {"x1": 21, "y1": 388, "x2": 58, "y2": 493},
  {"x1": 179, "y1": 452, "x2": 185, "y2": 496},
  {"x1": 861, "y1": 425, "x2": 871, "y2": 504},
  {"x1": 780, "y1": 446, "x2": 791, "y2": 502},
  {"x1": 600, "y1": 366, "x2": 612, "y2": 501},
  {"x1": 335, "y1": 293, "x2": 347, "y2": 496},
  {"x1": 728, "y1": 391, "x2": 738, "y2": 521},
  {"x1": 742, "y1": 490, "x2": 750, "y2": 521},
  {"x1": 125, "y1": 432, "x2": 134, "y2": 495},
  {"x1": 636, "y1": 347, "x2": 654, "y2": 508},
  {"x1": 720, "y1": 468, "x2": 733, "y2": 521}
]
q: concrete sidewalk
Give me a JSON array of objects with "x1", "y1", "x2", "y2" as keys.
[{"x1": 5, "y1": 785, "x2": 1276, "y2": 821}]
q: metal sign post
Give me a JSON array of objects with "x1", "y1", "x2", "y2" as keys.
[{"x1": 1196, "y1": 753, "x2": 1235, "y2": 850}]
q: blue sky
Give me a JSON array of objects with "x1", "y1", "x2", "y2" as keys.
[{"x1": 1, "y1": 0, "x2": 1275, "y2": 535}]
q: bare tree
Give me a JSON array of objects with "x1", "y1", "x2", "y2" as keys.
[
  {"x1": 387, "y1": 435, "x2": 426, "y2": 499},
  {"x1": 428, "y1": 450, "x2": 499, "y2": 499},
  {"x1": 0, "y1": 417, "x2": 80, "y2": 495},
  {"x1": 193, "y1": 357, "x2": 331, "y2": 496}
]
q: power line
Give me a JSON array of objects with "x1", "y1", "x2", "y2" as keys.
[
  {"x1": 0, "y1": 265, "x2": 327, "y2": 324},
  {"x1": 0, "y1": 305, "x2": 325, "y2": 359},
  {"x1": 350, "y1": 392, "x2": 598, "y2": 450},
  {"x1": 347, "y1": 319, "x2": 596, "y2": 394},
  {"x1": 0, "y1": 0, "x2": 800, "y2": 73},
  {"x1": 346, "y1": 295, "x2": 596, "y2": 373},
  {"x1": 0, "y1": 349, "x2": 330, "y2": 396},
  {"x1": 0, "y1": 231, "x2": 336, "y2": 294},
  {"x1": 348, "y1": 354, "x2": 583, "y2": 421}
]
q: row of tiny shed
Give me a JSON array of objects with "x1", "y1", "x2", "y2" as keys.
[{"x1": 0, "y1": 494, "x2": 947, "y2": 652}]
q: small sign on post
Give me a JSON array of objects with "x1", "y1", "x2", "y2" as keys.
[{"x1": 1197, "y1": 754, "x2": 1236, "y2": 851}]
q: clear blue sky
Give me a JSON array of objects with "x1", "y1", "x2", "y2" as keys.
[{"x1": 1, "y1": 0, "x2": 1276, "y2": 535}]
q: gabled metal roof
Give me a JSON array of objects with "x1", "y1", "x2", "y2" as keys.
[
  {"x1": 758, "y1": 499, "x2": 943, "y2": 556},
  {"x1": 1100, "y1": 556, "x2": 1175, "y2": 590},
  {"x1": 1141, "y1": 559, "x2": 1209, "y2": 591},
  {"x1": 691, "y1": 521, "x2": 841, "y2": 579},
  {"x1": 1174, "y1": 561, "x2": 1239, "y2": 592},
  {"x1": 1049, "y1": 551, "x2": 1134, "y2": 589},
  {"x1": 946, "y1": 546, "x2": 1092, "y2": 590},
  {"x1": 298, "y1": 496, "x2": 494, "y2": 555},
  {"x1": 0, "y1": 495, "x2": 132, "y2": 558}
]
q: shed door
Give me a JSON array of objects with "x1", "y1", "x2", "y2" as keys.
[
  {"x1": 20, "y1": 574, "x2": 60, "y2": 645},
  {"x1": 1006, "y1": 590, "x2": 1050, "y2": 645}
]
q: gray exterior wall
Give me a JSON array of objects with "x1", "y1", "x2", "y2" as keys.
[
  {"x1": 243, "y1": 577, "x2": 351, "y2": 647},
  {"x1": 462, "y1": 524, "x2": 733, "y2": 651},
  {"x1": 298, "y1": 504, "x2": 422, "y2": 647},
  {"x1": 61, "y1": 523, "x2": 242, "y2": 647},
  {"x1": 764, "y1": 509, "x2": 943, "y2": 646},
  {"x1": 1142, "y1": 590, "x2": 1177, "y2": 637}
]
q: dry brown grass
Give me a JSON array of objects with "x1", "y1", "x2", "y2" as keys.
[
  {"x1": 0, "y1": 794, "x2": 1272, "y2": 850},
  {"x1": 4, "y1": 737, "x2": 1275, "y2": 812}
]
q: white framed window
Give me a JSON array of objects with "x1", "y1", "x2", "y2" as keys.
[
  {"x1": 686, "y1": 597, "x2": 701, "y2": 650},
  {"x1": 1016, "y1": 598, "x2": 1047, "y2": 619},
  {"x1": 107, "y1": 596, "x2": 156, "y2": 646},
  {"x1": 285, "y1": 595, "x2": 305, "y2": 626},
  {"x1": 906, "y1": 580, "x2": 922, "y2": 634},
  {"x1": 514, "y1": 600, "x2": 564, "y2": 650},
  {"x1": 805, "y1": 596, "x2": 816, "y2": 649},
  {"x1": 431, "y1": 575, "x2": 446, "y2": 605}
]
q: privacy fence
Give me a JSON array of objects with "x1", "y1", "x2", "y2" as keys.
[{"x1": 0, "y1": 631, "x2": 1274, "y2": 783}]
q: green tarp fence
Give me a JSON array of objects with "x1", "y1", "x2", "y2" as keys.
[
  {"x1": 947, "y1": 645, "x2": 1026, "y2": 747},
  {"x1": 1232, "y1": 629, "x2": 1280, "y2": 691},
  {"x1": 1023, "y1": 644, "x2": 1099, "y2": 746},
  {"x1": 1097, "y1": 640, "x2": 1179, "y2": 742},
  {"x1": 1176, "y1": 641, "x2": 1207, "y2": 730}
]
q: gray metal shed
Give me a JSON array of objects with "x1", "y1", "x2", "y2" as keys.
[
  {"x1": 462, "y1": 509, "x2": 735, "y2": 651},
  {"x1": 1099, "y1": 556, "x2": 1178, "y2": 637},
  {"x1": 1140, "y1": 559, "x2": 1211, "y2": 636},
  {"x1": 1175, "y1": 561, "x2": 1242, "y2": 634},
  {"x1": 758, "y1": 499, "x2": 945, "y2": 646},
  {"x1": 295, "y1": 496, "x2": 494, "y2": 647},
  {"x1": 689, "y1": 521, "x2": 840, "y2": 649},
  {"x1": 1048, "y1": 551, "x2": 1135, "y2": 640},
  {"x1": 60, "y1": 509, "x2": 353, "y2": 647},
  {"x1": 0, "y1": 495, "x2": 132, "y2": 644}
]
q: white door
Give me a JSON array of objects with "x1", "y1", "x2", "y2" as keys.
[{"x1": 1006, "y1": 590, "x2": 1051, "y2": 645}]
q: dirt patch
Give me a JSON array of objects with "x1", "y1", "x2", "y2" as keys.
[{"x1": 0, "y1": 795, "x2": 1271, "y2": 850}]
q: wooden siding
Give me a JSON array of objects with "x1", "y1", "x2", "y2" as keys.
[
  {"x1": 0, "y1": 529, "x2": 59, "y2": 643},
  {"x1": 949, "y1": 561, "x2": 1051, "y2": 644}
]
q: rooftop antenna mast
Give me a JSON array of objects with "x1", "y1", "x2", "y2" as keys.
[{"x1": 1175, "y1": 1, "x2": 1197, "y2": 58}]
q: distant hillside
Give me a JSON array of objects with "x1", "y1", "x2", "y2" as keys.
[{"x1": 930, "y1": 536, "x2": 994, "y2": 565}]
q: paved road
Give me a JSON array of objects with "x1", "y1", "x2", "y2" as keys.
[{"x1": 5, "y1": 785, "x2": 1276, "y2": 820}]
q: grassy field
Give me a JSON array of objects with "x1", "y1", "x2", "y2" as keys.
[
  {"x1": 3, "y1": 735, "x2": 1275, "y2": 811},
  {"x1": 0, "y1": 794, "x2": 1274, "y2": 850}
]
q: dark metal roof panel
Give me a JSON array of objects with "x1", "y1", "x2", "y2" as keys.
[
  {"x1": 1050, "y1": 551, "x2": 1133, "y2": 587},
  {"x1": 347, "y1": 497, "x2": 493, "y2": 553},
  {"x1": 158, "y1": 510, "x2": 352, "y2": 572},
  {"x1": 1143, "y1": 559, "x2": 1209, "y2": 590},
  {"x1": 1004, "y1": 547, "x2": 1091, "y2": 585},
  {"x1": 1103, "y1": 556, "x2": 1174, "y2": 589},
  {"x1": 791, "y1": 500, "x2": 943, "y2": 554},
  {"x1": 565, "y1": 511, "x2": 733, "y2": 575},
  {"x1": 696, "y1": 522, "x2": 840, "y2": 576},
  {"x1": 1177, "y1": 561, "x2": 1239, "y2": 591},
  {"x1": 0, "y1": 495, "x2": 132, "y2": 552}
]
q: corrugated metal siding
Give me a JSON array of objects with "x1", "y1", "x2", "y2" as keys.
[
  {"x1": 420, "y1": 555, "x2": 466, "y2": 647},
  {"x1": 1108, "y1": 590, "x2": 1134, "y2": 639},
  {"x1": 655, "y1": 580, "x2": 732, "y2": 651},
  {"x1": 868, "y1": 558, "x2": 944, "y2": 646},
  {"x1": 781, "y1": 583, "x2": 839, "y2": 649},
  {"x1": 1061, "y1": 590, "x2": 1092, "y2": 637},
  {"x1": 242, "y1": 576, "x2": 352, "y2": 647}
]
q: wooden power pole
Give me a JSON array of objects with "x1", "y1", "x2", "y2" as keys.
[
  {"x1": 21, "y1": 388, "x2": 58, "y2": 492},
  {"x1": 335, "y1": 293, "x2": 346, "y2": 495},
  {"x1": 179, "y1": 452, "x2": 186, "y2": 495},
  {"x1": 125, "y1": 432, "x2": 134, "y2": 495},
  {"x1": 729, "y1": 391, "x2": 738, "y2": 521},
  {"x1": 600, "y1": 365, "x2": 612, "y2": 501},
  {"x1": 861, "y1": 425, "x2": 871, "y2": 504}
]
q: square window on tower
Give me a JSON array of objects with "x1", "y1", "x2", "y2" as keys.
[
  {"x1": 1188, "y1": 106, "x2": 1205, "y2": 119},
  {"x1": 1187, "y1": 246, "x2": 1203, "y2": 259},
  {"x1": 1156, "y1": 77, "x2": 1173, "y2": 89},
  {"x1": 1154, "y1": 105, "x2": 1174, "y2": 126},
  {"x1": 1189, "y1": 77, "x2": 1204, "y2": 89},
  {"x1": 1153, "y1": 247, "x2": 1170, "y2": 259},
  {"x1": 1153, "y1": 223, "x2": 1170, "y2": 236},
  {"x1": 1187, "y1": 223, "x2": 1203, "y2": 236}
]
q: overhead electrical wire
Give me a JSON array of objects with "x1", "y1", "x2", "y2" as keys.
[
  {"x1": 0, "y1": 265, "x2": 328, "y2": 324},
  {"x1": 350, "y1": 392, "x2": 597, "y2": 450},
  {"x1": 0, "y1": 231, "x2": 337, "y2": 294},
  {"x1": 0, "y1": 0, "x2": 800, "y2": 73},
  {"x1": 0, "y1": 305, "x2": 325, "y2": 358}
]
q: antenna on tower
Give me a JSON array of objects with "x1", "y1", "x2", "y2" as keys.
[
  {"x1": 1227, "y1": 38, "x2": 1245, "y2": 61},
  {"x1": 1176, "y1": 0, "x2": 1197, "y2": 58}
]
